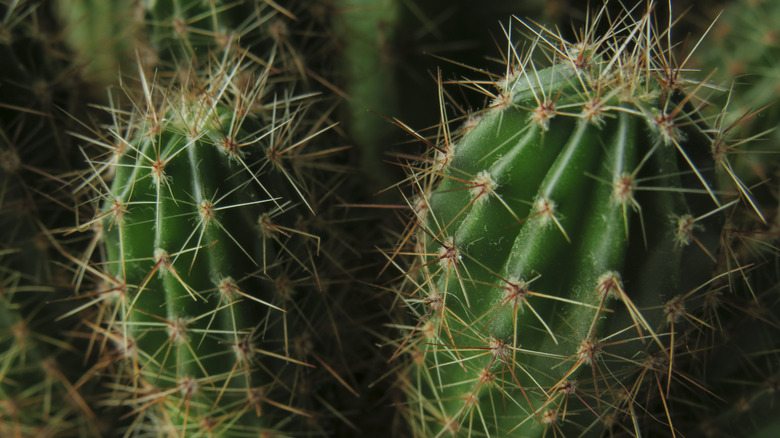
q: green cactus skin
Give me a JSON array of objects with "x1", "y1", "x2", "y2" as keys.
[
  {"x1": 0, "y1": 280, "x2": 102, "y2": 438},
  {"x1": 703, "y1": 0, "x2": 780, "y2": 126},
  {"x1": 58, "y1": 0, "x2": 295, "y2": 86},
  {"x1": 388, "y1": 5, "x2": 758, "y2": 436},
  {"x1": 139, "y1": 0, "x2": 294, "y2": 75},
  {"x1": 325, "y1": 0, "x2": 568, "y2": 195},
  {"x1": 56, "y1": 1, "x2": 374, "y2": 434},
  {"x1": 142, "y1": 0, "x2": 252, "y2": 64},
  {"x1": 1, "y1": 129, "x2": 103, "y2": 436}
]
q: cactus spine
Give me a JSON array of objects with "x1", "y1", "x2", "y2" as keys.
[{"x1": 388, "y1": 4, "x2": 760, "y2": 436}]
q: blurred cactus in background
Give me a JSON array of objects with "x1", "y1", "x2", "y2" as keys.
[{"x1": 1, "y1": 0, "x2": 107, "y2": 435}]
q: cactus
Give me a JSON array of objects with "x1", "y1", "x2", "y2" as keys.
[
  {"x1": 386, "y1": 3, "x2": 763, "y2": 436},
  {"x1": 327, "y1": 0, "x2": 401, "y2": 192},
  {"x1": 325, "y1": 0, "x2": 570, "y2": 195},
  {"x1": 691, "y1": 0, "x2": 780, "y2": 182},
  {"x1": 697, "y1": 285, "x2": 780, "y2": 438},
  {"x1": 55, "y1": 0, "x2": 379, "y2": 434},
  {"x1": 1, "y1": 120, "x2": 102, "y2": 437},
  {"x1": 697, "y1": 0, "x2": 780, "y2": 131},
  {"x1": 133, "y1": 0, "x2": 262, "y2": 69},
  {"x1": 1, "y1": 1, "x2": 107, "y2": 435},
  {"x1": 5, "y1": 0, "x2": 780, "y2": 436},
  {"x1": 57, "y1": 0, "x2": 310, "y2": 96},
  {"x1": 661, "y1": 208, "x2": 780, "y2": 438},
  {"x1": 57, "y1": 0, "x2": 142, "y2": 94},
  {"x1": 0, "y1": 264, "x2": 103, "y2": 437},
  {"x1": 69, "y1": 48, "x2": 344, "y2": 434}
]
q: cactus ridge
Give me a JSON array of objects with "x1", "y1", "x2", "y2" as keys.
[{"x1": 388, "y1": 3, "x2": 762, "y2": 436}]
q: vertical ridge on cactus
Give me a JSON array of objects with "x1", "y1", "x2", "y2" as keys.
[{"x1": 387, "y1": 2, "x2": 759, "y2": 436}]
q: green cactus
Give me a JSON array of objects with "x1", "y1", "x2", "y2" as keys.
[
  {"x1": 701, "y1": 0, "x2": 780, "y2": 126},
  {"x1": 324, "y1": 0, "x2": 571, "y2": 195},
  {"x1": 670, "y1": 173, "x2": 780, "y2": 437},
  {"x1": 143, "y1": 0, "x2": 272, "y2": 67},
  {"x1": 53, "y1": 0, "x2": 381, "y2": 434},
  {"x1": 57, "y1": 0, "x2": 142, "y2": 94},
  {"x1": 57, "y1": 0, "x2": 309, "y2": 95},
  {"x1": 328, "y1": 0, "x2": 400, "y2": 192},
  {"x1": 0, "y1": 271, "x2": 103, "y2": 437},
  {"x1": 692, "y1": 0, "x2": 780, "y2": 181},
  {"x1": 6, "y1": 0, "x2": 780, "y2": 437},
  {"x1": 668, "y1": 231, "x2": 780, "y2": 438},
  {"x1": 1, "y1": 124, "x2": 102, "y2": 437},
  {"x1": 387, "y1": 4, "x2": 762, "y2": 436},
  {"x1": 1, "y1": 1, "x2": 109, "y2": 435},
  {"x1": 74, "y1": 50, "x2": 343, "y2": 434}
]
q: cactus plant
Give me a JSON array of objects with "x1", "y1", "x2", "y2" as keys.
[
  {"x1": 386, "y1": 3, "x2": 764, "y2": 436},
  {"x1": 691, "y1": 0, "x2": 780, "y2": 183},
  {"x1": 1, "y1": 118, "x2": 103, "y2": 437},
  {"x1": 695, "y1": 278, "x2": 780, "y2": 437},
  {"x1": 68, "y1": 47, "x2": 353, "y2": 434},
  {"x1": 697, "y1": 0, "x2": 780, "y2": 130},
  {"x1": 57, "y1": 0, "x2": 142, "y2": 94},
  {"x1": 5, "y1": 0, "x2": 780, "y2": 436},
  {"x1": 1, "y1": 1, "x2": 108, "y2": 435},
  {"x1": 324, "y1": 0, "x2": 572, "y2": 195},
  {"x1": 139, "y1": 0, "x2": 274, "y2": 71},
  {"x1": 54, "y1": 0, "x2": 383, "y2": 435}
]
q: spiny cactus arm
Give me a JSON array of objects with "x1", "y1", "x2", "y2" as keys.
[
  {"x1": 0, "y1": 280, "x2": 100, "y2": 409},
  {"x1": 57, "y1": 0, "x2": 141, "y2": 91},
  {"x1": 418, "y1": 106, "x2": 657, "y2": 436}
]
